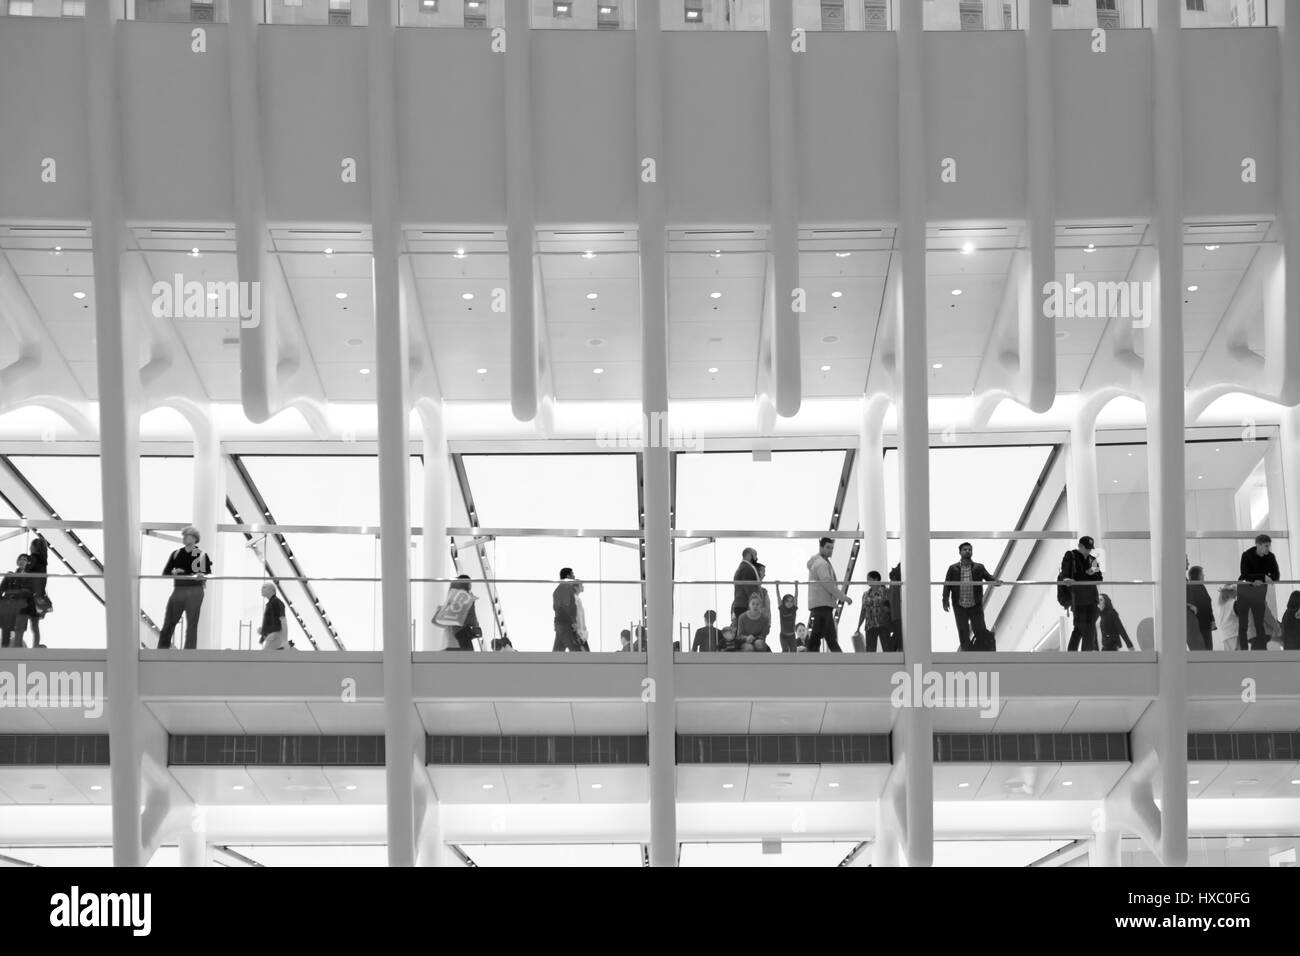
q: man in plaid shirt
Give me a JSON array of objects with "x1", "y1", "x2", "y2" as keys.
[{"x1": 942, "y1": 542, "x2": 999, "y2": 651}]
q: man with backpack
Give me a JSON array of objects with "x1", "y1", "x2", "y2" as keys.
[{"x1": 1058, "y1": 535, "x2": 1103, "y2": 651}]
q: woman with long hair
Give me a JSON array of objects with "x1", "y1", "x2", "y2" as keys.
[
  {"x1": 1283, "y1": 590, "x2": 1300, "y2": 651},
  {"x1": 1097, "y1": 593, "x2": 1133, "y2": 651},
  {"x1": 26, "y1": 536, "x2": 48, "y2": 648}
]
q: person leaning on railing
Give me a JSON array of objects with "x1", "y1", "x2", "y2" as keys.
[
  {"x1": 157, "y1": 526, "x2": 212, "y2": 651},
  {"x1": 1237, "y1": 534, "x2": 1280, "y2": 651},
  {"x1": 1058, "y1": 535, "x2": 1103, "y2": 652}
]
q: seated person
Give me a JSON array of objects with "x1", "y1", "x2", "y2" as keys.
[
  {"x1": 793, "y1": 621, "x2": 808, "y2": 652},
  {"x1": 734, "y1": 592, "x2": 770, "y2": 652}
]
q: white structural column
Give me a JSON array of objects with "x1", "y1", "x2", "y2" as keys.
[
  {"x1": 1021, "y1": 0, "x2": 1055, "y2": 412},
  {"x1": 178, "y1": 827, "x2": 209, "y2": 868},
  {"x1": 166, "y1": 400, "x2": 222, "y2": 649},
  {"x1": 367, "y1": 0, "x2": 417, "y2": 866},
  {"x1": 417, "y1": 400, "x2": 452, "y2": 652},
  {"x1": 768, "y1": 0, "x2": 801, "y2": 418},
  {"x1": 1278, "y1": 1, "x2": 1300, "y2": 407},
  {"x1": 1283, "y1": 407, "x2": 1300, "y2": 578},
  {"x1": 857, "y1": 394, "x2": 891, "y2": 579},
  {"x1": 635, "y1": 0, "x2": 677, "y2": 867},
  {"x1": 506, "y1": 0, "x2": 538, "y2": 422},
  {"x1": 895, "y1": 0, "x2": 934, "y2": 867},
  {"x1": 85, "y1": 0, "x2": 144, "y2": 867},
  {"x1": 1148, "y1": 0, "x2": 1189, "y2": 866}
]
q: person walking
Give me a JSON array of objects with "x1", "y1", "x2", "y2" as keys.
[
  {"x1": 941, "y1": 542, "x2": 998, "y2": 651},
  {"x1": 257, "y1": 582, "x2": 287, "y2": 651},
  {"x1": 1097, "y1": 593, "x2": 1133, "y2": 651},
  {"x1": 157, "y1": 526, "x2": 212, "y2": 650},
  {"x1": 551, "y1": 567, "x2": 585, "y2": 652},
  {"x1": 806, "y1": 537, "x2": 852, "y2": 653},
  {"x1": 1237, "y1": 534, "x2": 1280, "y2": 651},
  {"x1": 1058, "y1": 535, "x2": 1103, "y2": 652}
]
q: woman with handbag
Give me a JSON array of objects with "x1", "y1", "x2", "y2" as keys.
[{"x1": 27, "y1": 537, "x2": 50, "y2": 648}]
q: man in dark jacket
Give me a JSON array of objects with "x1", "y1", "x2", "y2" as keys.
[
  {"x1": 552, "y1": 567, "x2": 584, "y2": 652},
  {"x1": 0, "y1": 554, "x2": 32, "y2": 649},
  {"x1": 1238, "y1": 534, "x2": 1280, "y2": 650},
  {"x1": 1186, "y1": 565, "x2": 1215, "y2": 650},
  {"x1": 886, "y1": 563, "x2": 903, "y2": 652},
  {"x1": 1059, "y1": 535, "x2": 1103, "y2": 651},
  {"x1": 158, "y1": 526, "x2": 212, "y2": 650},
  {"x1": 942, "y1": 542, "x2": 998, "y2": 651},
  {"x1": 731, "y1": 548, "x2": 760, "y2": 626}
]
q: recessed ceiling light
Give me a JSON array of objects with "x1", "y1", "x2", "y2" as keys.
[
  {"x1": 951, "y1": 288, "x2": 962, "y2": 296},
  {"x1": 961, "y1": 242, "x2": 975, "y2": 255},
  {"x1": 1127, "y1": 451, "x2": 1133, "y2": 456},
  {"x1": 1205, "y1": 244, "x2": 1220, "y2": 251},
  {"x1": 709, "y1": 250, "x2": 722, "y2": 258},
  {"x1": 1071, "y1": 286, "x2": 1083, "y2": 294},
  {"x1": 481, "y1": 783, "x2": 494, "y2": 790},
  {"x1": 586, "y1": 292, "x2": 598, "y2": 300},
  {"x1": 1061, "y1": 780, "x2": 1073, "y2": 787},
  {"x1": 453, "y1": 248, "x2": 467, "y2": 259},
  {"x1": 1290, "y1": 779, "x2": 1300, "y2": 785},
  {"x1": 1189, "y1": 779, "x2": 1199, "y2": 785},
  {"x1": 721, "y1": 783, "x2": 734, "y2": 789},
  {"x1": 324, "y1": 247, "x2": 334, "y2": 256},
  {"x1": 707, "y1": 367, "x2": 719, "y2": 374},
  {"x1": 73, "y1": 291, "x2": 86, "y2": 300},
  {"x1": 828, "y1": 782, "x2": 840, "y2": 788},
  {"x1": 232, "y1": 784, "x2": 245, "y2": 791},
  {"x1": 335, "y1": 292, "x2": 348, "y2": 300},
  {"x1": 592, "y1": 367, "x2": 605, "y2": 375},
  {"x1": 709, "y1": 291, "x2": 722, "y2": 299},
  {"x1": 462, "y1": 292, "x2": 474, "y2": 301},
  {"x1": 582, "y1": 250, "x2": 596, "y2": 260},
  {"x1": 1235, "y1": 779, "x2": 1258, "y2": 786},
  {"x1": 346, "y1": 337, "x2": 363, "y2": 346},
  {"x1": 189, "y1": 247, "x2": 201, "y2": 257},
  {"x1": 1187, "y1": 285, "x2": 1199, "y2": 292},
  {"x1": 476, "y1": 367, "x2": 487, "y2": 375},
  {"x1": 89, "y1": 785, "x2": 103, "y2": 791},
  {"x1": 932, "y1": 363, "x2": 943, "y2": 370},
  {"x1": 587, "y1": 337, "x2": 604, "y2": 347},
  {"x1": 957, "y1": 782, "x2": 970, "y2": 789},
  {"x1": 835, "y1": 251, "x2": 851, "y2": 258},
  {"x1": 590, "y1": 783, "x2": 603, "y2": 790},
  {"x1": 831, "y1": 291, "x2": 843, "y2": 299},
  {"x1": 359, "y1": 368, "x2": 371, "y2": 375},
  {"x1": 1113, "y1": 479, "x2": 1119, "y2": 484},
  {"x1": 820, "y1": 364, "x2": 831, "y2": 372},
  {"x1": 344, "y1": 784, "x2": 358, "y2": 791},
  {"x1": 207, "y1": 291, "x2": 220, "y2": 300},
  {"x1": 1084, "y1": 243, "x2": 1096, "y2": 253},
  {"x1": 821, "y1": 334, "x2": 839, "y2": 344},
  {"x1": 1197, "y1": 475, "x2": 1204, "y2": 480},
  {"x1": 51, "y1": 246, "x2": 62, "y2": 255}
]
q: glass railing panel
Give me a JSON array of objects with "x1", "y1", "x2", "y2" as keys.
[
  {"x1": 0, "y1": 0, "x2": 84, "y2": 17},
  {"x1": 1052, "y1": 0, "x2": 1143, "y2": 29},
  {"x1": 660, "y1": 0, "x2": 767, "y2": 31},
  {"x1": 397, "y1": 0, "x2": 501, "y2": 28},
  {"x1": 125, "y1": 0, "x2": 228, "y2": 22},
  {"x1": 1181, "y1": 0, "x2": 1274, "y2": 28},
  {"x1": 530, "y1": 0, "x2": 634, "y2": 29},
  {"x1": 924, "y1": 0, "x2": 1020, "y2": 31},
  {"x1": 264, "y1": 0, "x2": 368, "y2": 26}
]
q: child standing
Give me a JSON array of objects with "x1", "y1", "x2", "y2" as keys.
[
  {"x1": 854, "y1": 571, "x2": 892, "y2": 652},
  {"x1": 774, "y1": 582, "x2": 799, "y2": 652}
]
